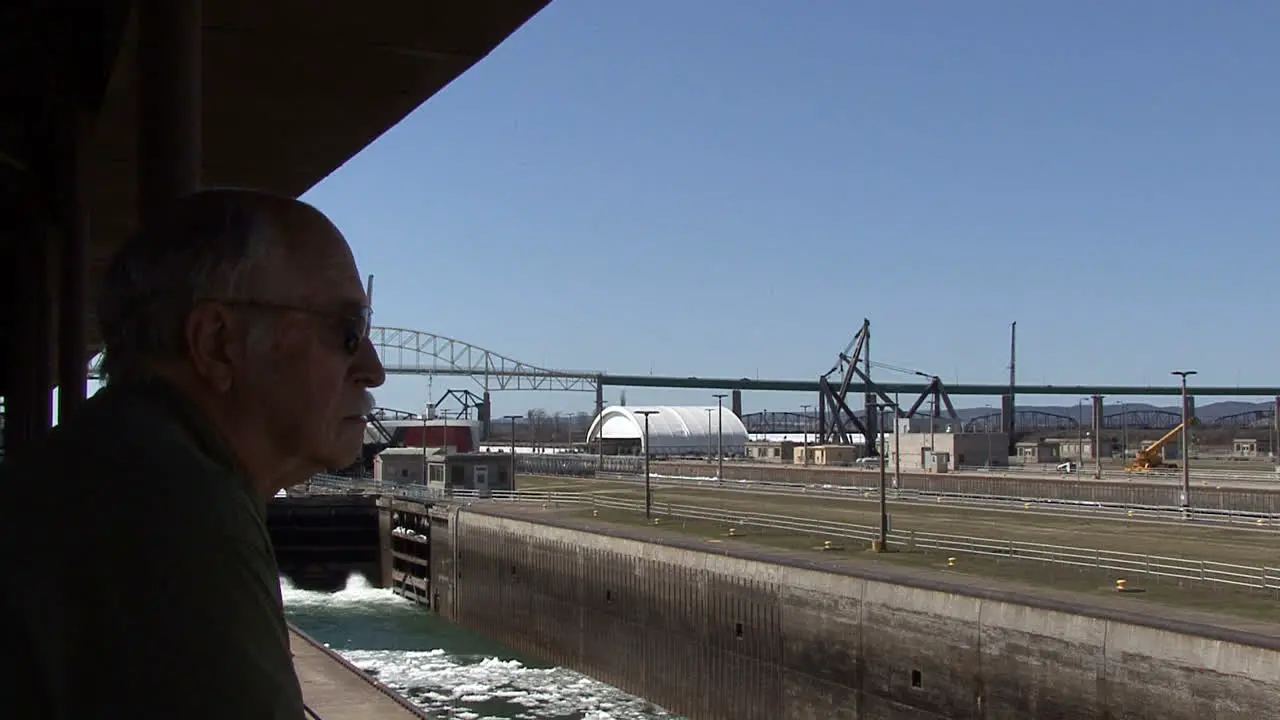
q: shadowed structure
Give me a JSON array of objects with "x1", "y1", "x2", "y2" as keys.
[{"x1": 0, "y1": 0, "x2": 550, "y2": 455}]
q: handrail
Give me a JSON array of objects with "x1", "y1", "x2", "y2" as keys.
[
  {"x1": 299, "y1": 472, "x2": 1280, "y2": 526},
  {"x1": 305, "y1": 477, "x2": 1280, "y2": 594}
]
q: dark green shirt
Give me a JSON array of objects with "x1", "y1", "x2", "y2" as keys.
[{"x1": 0, "y1": 380, "x2": 306, "y2": 719}]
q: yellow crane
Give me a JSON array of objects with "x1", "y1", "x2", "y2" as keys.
[{"x1": 1124, "y1": 421, "x2": 1192, "y2": 472}]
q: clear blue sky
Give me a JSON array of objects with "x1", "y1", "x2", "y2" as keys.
[{"x1": 298, "y1": 0, "x2": 1280, "y2": 418}]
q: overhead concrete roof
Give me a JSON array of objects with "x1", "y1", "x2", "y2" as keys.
[{"x1": 1, "y1": 0, "x2": 551, "y2": 362}]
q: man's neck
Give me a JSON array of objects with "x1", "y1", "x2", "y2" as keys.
[{"x1": 149, "y1": 368, "x2": 316, "y2": 499}]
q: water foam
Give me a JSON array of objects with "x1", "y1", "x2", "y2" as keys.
[
  {"x1": 283, "y1": 574, "x2": 675, "y2": 719},
  {"x1": 281, "y1": 573, "x2": 406, "y2": 609}
]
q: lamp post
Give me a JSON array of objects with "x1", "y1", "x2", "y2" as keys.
[
  {"x1": 983, "y1": 403, "x2": 993, "y2": 469},
  {"x1": 873, "y1": 401, "x2": 889, "y2": 550},
  {"x1": 1172, "y1": 370, "x2": 1197, "y2": 520},
  {"x1": 713, "y1": 393, "x2": 727, "y2": 482},
  {"x1": 892, "y1": 392, "x2": 901, "y2": 489},
  {"x1": 1093, "y1": 395, "x2": 1103, "y2": 480},
  {"x1": 503, "y1": 414, "x2": 520, "y2": 492},
  {"x1": 800, "y1": 403, "x2": 811, "y2": 466},
  {"x1": 635, "y1": 409, "x2": 658, "y2": 519},
  {"x1": 1076, "y1": 398, "x2": 1085, "y2": 470},
  {"x1": 705, "y1": 408, "x2": 713, "y2": 460},
  {"x1": 1121, "y1": 401, "x2": 1128, "y2": 463},
  {"x1": 427, "y1": 404, "x2": 437, "y2": 486}
]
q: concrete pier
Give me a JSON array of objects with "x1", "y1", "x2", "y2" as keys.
[
  {"x1": 289, "y1": 626, "x2": 426, "y2": 719},
  {"x1": 429, "y1": 502, "x2": 1280, "y2": 720}
]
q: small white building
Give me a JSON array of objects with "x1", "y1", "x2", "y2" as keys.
[
  {"x1": 373, "y1": 447, "x2": 442, "y2": 484},
  {"x1": 891, "y1": 430, "x2": 1009, "y2": 471}
]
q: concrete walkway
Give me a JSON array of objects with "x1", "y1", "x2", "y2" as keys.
[{"x1": 289, "y1": 627, "x2": 426, "y2": 719}]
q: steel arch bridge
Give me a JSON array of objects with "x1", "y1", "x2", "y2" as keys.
[
  {"x1": 84, "y1": 327, "x2": 601, "y2": 392},
  {"x1": 742, "y1": 411, "x2": 816, "y2": 434},
  {"x1": 1213, "y1": 409, "x2": 1274, "y2": 428},
  {"x1": 372, "y1": 327, "x2": 598, "y2": 392},
  {"x1": 963, "y1": 410, "x2": 1079, "y2": 433},
  {"x1": 1101, "y1": 409, "x2": 1181, "y2": 430}
]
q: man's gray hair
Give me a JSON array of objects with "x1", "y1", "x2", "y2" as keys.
[{"x1": 95, "y1": 189, "x2": 287, "y2": 385}]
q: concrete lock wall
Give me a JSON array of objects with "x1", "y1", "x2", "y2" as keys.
[{"x1": 437, "y1": 508, "x2": 1280, "y2": 719}]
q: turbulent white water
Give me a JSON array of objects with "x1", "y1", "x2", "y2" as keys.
[{"x1": 282, "y1": 574, "x2": 676, "y2": 719}]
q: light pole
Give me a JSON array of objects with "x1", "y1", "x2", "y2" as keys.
[
  {"x1": 1076, "y1": 398, "x2": 1085, "y2": 470},
  {"x1": 874, "y1": 402, "x2": 889, "y2": 550},
  {"x1": 427, "y1": 399, "x2": 437, "y2": 484},
  {"x1": 1121, "y1": 402, "x2": 1128, "y2": 463},
  {"x1": 705, "y1": 408, "x2": 713, "y2": 460},
  {"x1": 1093, "y1": 395, "x2": 1103, "y2": 480},
  {"x1": 713, "y1": 393, "x2": 727, "y2": 482},
  {"x1": 892, "y1": 391, "x2": 901, "y2": 489},
  {"x1": 983, "y1": 403, "x2": 992, "y2": 468},
  {"x1": 1172, "y1": 370, "x2": 1197, "y2": 519},
  {"x1": 595, "y1": 407, "x2": 604, "y2": 466},
  {"x1": 503, "y1": 415, "x2": 520, "y2": 492},
  {"x1": 800, "y1": 403, "x2": 811, "y2": 466},
  {"x1": 635, "y1": 409, "x2": 658, "y2": 519}
]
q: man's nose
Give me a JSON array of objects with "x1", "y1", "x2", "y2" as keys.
[{"x1": 352, "y1": 336, "x2": 387, "y2": 388}]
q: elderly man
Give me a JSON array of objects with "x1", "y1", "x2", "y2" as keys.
[{"x1": 0, "y1": 189, "x2": 386, "y2": 718}]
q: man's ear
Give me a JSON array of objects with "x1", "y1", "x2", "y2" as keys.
[{"x1": 184, "y1": 303, "x2": 240, "y2": 393}]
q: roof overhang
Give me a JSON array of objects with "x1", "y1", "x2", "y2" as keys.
[{"x1": 2, "y1": 0, "x2": 551, "y2": 360}]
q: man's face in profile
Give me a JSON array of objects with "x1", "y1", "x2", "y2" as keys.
[{"x1": 238, "y1": 209, "x2": 386, "y2": 473}]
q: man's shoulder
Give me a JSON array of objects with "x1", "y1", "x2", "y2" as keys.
[{"x1": 0, "y1": 384, "x2": 262, "y2": 540}]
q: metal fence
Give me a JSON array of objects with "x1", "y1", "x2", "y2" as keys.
[
  {"x1": 300, "y1": 475, "x2": 1280, "y2": 595},
  {"x1": 652, "y1": 461, "x2": 1280, "y2": 513},
  {"x1": 516, "y1": 453, "x2": 643, "y2": 477},
  {"x1": 614, "y1": 472, "x2": 1280, "y2": 527},
  {"x1": 303, "y1": 471, "x2": 1280, "y2": 527},
  {"x1": 592, "y1": 498, "x2": 1279, "y2": 591}
]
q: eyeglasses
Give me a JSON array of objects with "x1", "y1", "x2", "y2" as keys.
[{"x1": 205, "y1": 298, "x2": 373, "y2": 356}]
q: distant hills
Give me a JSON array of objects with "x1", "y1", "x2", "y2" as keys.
[{"x1": 951, "y1": 400, "x2": 1271, "y2": 422}]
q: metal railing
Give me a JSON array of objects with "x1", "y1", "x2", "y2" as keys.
[
  {"x1": 948, "y1": 463, "x2": 1280, "y2": 483},
  {"x1": 593, "y1": 497, "x2": 1280, "y2": 593},
  {"x1": 300, "y1": 471, "x2": 1280, "y2": 527},
  {"x1": 700, "y1": 458, "x2": 1280, "y2": 484},
  {"x1": 629, "y1": 472, "x2": 1280, "y2": 526},
  {"x1": 302, "y1": 476, "x2": 1280, "y2": 595}
]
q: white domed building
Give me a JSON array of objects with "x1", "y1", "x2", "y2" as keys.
[{"x1": 585, "y1": 405, "x2": 748, "y2": 457}]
